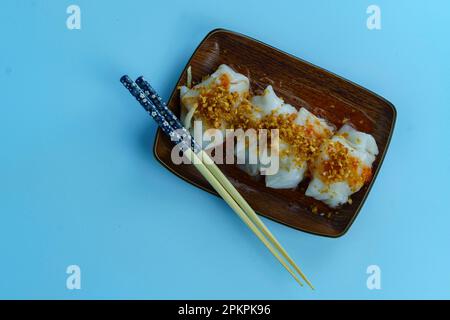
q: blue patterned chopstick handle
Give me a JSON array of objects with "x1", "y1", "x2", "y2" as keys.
[
  {"x1": 120, "y1": 75, "x2": 186, "y2": 149},
  {"x1": 135, "y1": 76, "x2": 201, "y2": 153},
  {"x1": 135, "y1": 77, "x2": 184, "y2": 130}
]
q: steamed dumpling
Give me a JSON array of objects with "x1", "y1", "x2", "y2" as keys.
[
  {"x1": 250, "y1": 86, "x2": 297, "y2": 119},
  {"x1": 265, "y1": 141, "x2": 307, "y2": 189},
  {"x1": 238, "y1": 86, "x2": 299, "y2": 182},
  {"x1": 179, "y1": 64, "x2": 250, "y2": 149},
  {"x1": 294, "y1": 107, "x2": 335, "y2": 137},
  {"x1": 233, "y1": 85, "x2": 297, "y2": 177},
  {"x1": 305, "y1": 125, "x2": 379, "y2": 207},
  {"x1": 248, "y1": 87, "x2": 323, "y2": 188},
  {"x1": 337, "y1": 124, "x2": 379, "y2": 156},
  {"x1": 265, "y1": 107, "x2": 333, "y2": 189}
]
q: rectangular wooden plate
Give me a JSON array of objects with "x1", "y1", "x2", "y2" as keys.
[{"x1": 153, "y1": 29, "x2": 396, "y2": 237}]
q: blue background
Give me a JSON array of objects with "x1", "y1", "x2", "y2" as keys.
[{"x1": 1, "y1": 0, "x2": 449, "y2": 299}]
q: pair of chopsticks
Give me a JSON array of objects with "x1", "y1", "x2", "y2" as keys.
[{"x1": 120, "y1": 75, "x2": 313, "y2": 289}]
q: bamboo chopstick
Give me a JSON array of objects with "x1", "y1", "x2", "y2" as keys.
[
  {"x1": 199, "y1": 152, "x2": 314, "y2": 289},
  {"x1": 185, "y1": 148, "x2": 304, "y2": 287},
  {"x1": 135, "y1": 77, "x2": 314, "y2": 289},
  {"x1": 121, "y1": 75, "x2": 312, "y2": 288}
]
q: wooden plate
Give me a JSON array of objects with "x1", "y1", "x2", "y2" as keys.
[{"x1": 153, "y1": 29, "x2": 396, "y2": 237}]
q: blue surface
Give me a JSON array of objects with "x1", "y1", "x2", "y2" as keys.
[{"x1": 1, "y1": 0, "x2": 449, "y2": 299}]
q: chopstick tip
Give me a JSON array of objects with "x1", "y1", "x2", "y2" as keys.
[{"x1": 120, "y1": 74, "x2": 131, "y2": 84}]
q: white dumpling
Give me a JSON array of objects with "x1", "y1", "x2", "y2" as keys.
[
  {"x1": 250, "y1": 85, "x2": 297, "y2": 120},
  {"x1": 306, "y1": 179, "x2": 352, "y2": 208},
  {"x1": 210, "y1": 64, "x2": 250, "y2": 94},
  {"x1": 294, "y1": 107, "x2": 335, "y2": 137},
  {"x1": 265, "y1": 141, "x2": 307, "y2": 189},
  {"x1": 333, "y1": 135, "x2": 376, "y2": 167},
  {"x1": 305, "y1": 126, "x2": 378, "y2": 207},
  {"x1": 337, "y1": 124, "x2": 379, "y2": 156},
  {"x1": 249, "y1": 86, "x2": 307, "y2": 188},
  {"x1": 233, "y1": 86, "x2": 281, "y2": 176},
  {"x1": 179, "y1": 64, "x2": 250, "y2": 149}
]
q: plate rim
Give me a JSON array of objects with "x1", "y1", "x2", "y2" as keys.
[{"x1": 152, "y1": 28, "x2": 397, "y2": 238}]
